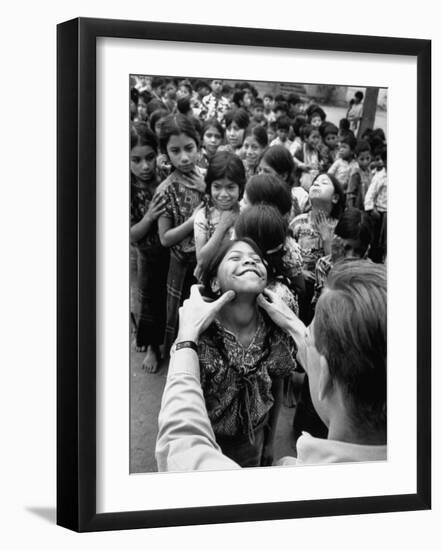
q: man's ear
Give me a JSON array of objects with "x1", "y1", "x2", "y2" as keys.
[{"x1": 318, "y1": 355, "x2": 333, "y2": 401}]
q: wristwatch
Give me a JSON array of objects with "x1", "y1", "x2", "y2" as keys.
[{"x1": 174, "y1": 340, "x2": 198, "y2": 353}]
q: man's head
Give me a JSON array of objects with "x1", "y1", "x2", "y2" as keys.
[{"x1": 307, "y1": 261, "x2": 387, "y2": 442}]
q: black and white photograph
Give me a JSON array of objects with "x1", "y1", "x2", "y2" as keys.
[{"x1": 129, "y1": 75, "x2": 388, "y2": 474}]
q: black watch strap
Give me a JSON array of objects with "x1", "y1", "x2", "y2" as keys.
[{"x1": 175, "y1": 340, "x2": 198, "y2": 352}]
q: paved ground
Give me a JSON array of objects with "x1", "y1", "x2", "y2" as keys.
[{"x1": 130, "y1": 345, "x2": 298, "y2": 473}]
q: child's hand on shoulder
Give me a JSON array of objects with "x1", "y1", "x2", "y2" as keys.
[{"x1": 144, "y1": 193, "x2": 167, "y2": 222}]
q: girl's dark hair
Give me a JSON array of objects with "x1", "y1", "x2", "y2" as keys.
[
  {"x1": 245, "y1": 174, "x2": 292, "y2": 216},
  {"x1": 244, "y1": 125, "x2": 268, "y2": 148},
  {"x1": 335, "y1": 207, "x2": 373, "y2": 257},
  {"x1": 309, "y1": 106, "x2": 326, "y2": 122},
  {"x1": 224, "y1": 108, "x2": 250, "y2": 130},
  {"x1": 235, "y1": 204, "x2": 288, "y2": 281},
  {"x1": 205, "y1": 151, "x2": 246, "y2": 199},
  {"x1": 232, "y1": 89, "x2": 247, "y2": 108},
  {"x1": 130, "y1": 121, "x2": 158, "y2": 152},
  {"x1": 202, "y1": 118, "x2": 225, "y2": 139},
  {"x1": 311, "y1": 173, "x2": 345, "y2": 220},
  {"x1": 201, "y1": 237, "x2": 267, "y2": 299},
  {"x1": 130, "y1": 87, "x2": 139, "y2": 103},
  {"x1": 261, "y1": 145, "x2": 295, "y2": 187},
  {"x1": 292, "y1": 114, "x2": 308, "y2": 137},
  {"x1": 373, "y1": 145, "x2": 387, "y2": 164},
  {"x1": 146, "y1": 99, "x2": 165, "y2": 117},
  {"x1": 274, "y1": 102, "x2": 289, "y2": 115},
  {"x1": 149, "y1": 108, "x2": 169, "y2": 134},
  {"x1": 158, "y1": 113, "x2": 200, "y2": 154},
  {"x1": 177, "y1": 97, "x2": 191, "y2": 114},
  {"x1": 372, "y1": 128, "x2": 386, "y2": 143},
  {"x1": 139, "y1": 90, "x2": 153, "y2": 105},
  {"x1": 355, "y1": 140, "x2": 372, "y2": 156}
]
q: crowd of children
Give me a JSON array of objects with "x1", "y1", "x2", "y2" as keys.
[{"x1": 130, "y1": 75, "x2": 388, "y2": 463}]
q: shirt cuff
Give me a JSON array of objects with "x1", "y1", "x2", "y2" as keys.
[{"x1": 168, "y1": 347, "x2": 201, "y2": 382}]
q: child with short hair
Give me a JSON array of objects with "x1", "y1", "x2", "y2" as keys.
[
  {"x1": 157, "y1": 114, "x2": 206, "y2": 353},
  {"x1": 347, "y1": 140, "x2": 373, "y2": 209},
  {"x1": 294, "y1": 124, "x2": 323, "y2": 191},
  {"x1": 130, "y1": 122, "x2": 169, "y2": 372},
  {"x1": 250, "y1": 98, "x2": 267, "y2": 127},
  {"x1": 194, "y1": 151, "x2": 246, "y2": 280},
  {"x1": 347, "y1": 90, "x2": 364, "y2": 133},
  {"x1": 327, "y1": 133, "x2": 359, "y2": 193},
  {"x1": 263, "y1": 93, "x2": 276, "y2": 123},
  {"x1": 221, "y1": 108, "x2": 250, "y2": 156},
  {"x1": 242, "y1": 125, "x2": 268, "y2": 178},
  {"x1": 202, "y1": 79, "x2": 231, "y2": 123},
  {"x1": 270, "y1": 116, "x2": 293, "y2": 150},
  {"x1": 364, "y1": 145, "x2": 387, "y2": 263},
  {"x1": 320, "y1": 122, "x2": 339, "y2": 166}
]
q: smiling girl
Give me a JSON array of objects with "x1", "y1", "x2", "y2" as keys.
[
  {"x1": 198, "y1": 238, "x2": 299, "y2": 467},
  {"x1": 194, "y1": 151, "x2": 246, "y2": 281},
  {"x1": 242, "y1": 125, "x2": 268, "y2": 179}
]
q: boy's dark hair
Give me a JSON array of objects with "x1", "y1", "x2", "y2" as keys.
[
  {"x1": 274, "y1": 94, "x2": 286, "y2": 103},
  {"x1": 276, "y1": 116, "x2": 291, "y2": 131},
  {"x1": 335, "y1": 207, "x2": 373, "y2": 257},
  {"x1": 274, "y1": 102, "x2": 289, "y2": 115},
  {"x1": 321, "y1": 122, "x2": 339, "y2": 138},
  {"x1": 130, "y1": 121, "x2": 158, "y2": 152},
  {"x1": 205, "y1": 151, "x2": 246, "y2": 199},
  {"x1": 224, "y1": 108, "x2": 250, "y2": 130},
  {"x1": 355, "y1": 91, "x2": 364, "y2": 101},
  {"x1": 235, "y1": 204, "x2": 288, "y2": 281},
  {"x1": 201, "y1": 237, "x2": 266, "y2": 299},
  {"x1": 245, "y1": 174, "x2": 292, "y2": 216},
  {"x1": 314, "y1": 260, "x2": 386, "y2": 434},
  {"x1": 340, "y1": 132, "x2": 357, "y2": 151},
  {"x1": 151, "y1": 77, "x2": 165, "y2": 90},
  {"x1": 253, "y1": 97, "x2": 264, "y2": 108},
  {"x1": 158, "y1": 113, "x2": 200, "y2": 154},
  {"x1": 263, "y1": 93, "x2": 273, "y2": 100},
  {"x1": 355, "y1": 140, "x2": 372, "y2": 156},
  {"x1": 287, "y1": 93, "x2": 301, "y2": 106},
  {"x1": 194, "y1": 79, "x2": 209, "y2": 92}
]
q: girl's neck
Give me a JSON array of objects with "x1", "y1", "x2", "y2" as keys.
[
  {"x1": 217, "y1": 296, "x2": 258, "y2": 335},
  {"x1": 311, "y1": 203, "x2": 333, "y2": 217}
]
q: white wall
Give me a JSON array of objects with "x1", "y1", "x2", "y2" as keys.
[{"x1": 0, "y1": 1, "x2": 439, "y2": 548}]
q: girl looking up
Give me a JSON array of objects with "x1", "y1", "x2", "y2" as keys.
[
  {"x1": 194, "y1": 151, "x2": 246, "y2": 280},
  {"x1": 130, "y1": 122, "x2": 169, "y2": 372},
  {"x1": 157, "y1": 114, "x2": 206, "y2": 353},
  {"x1": 198, "y1": 238, "x2": 299, "y2": 467}
]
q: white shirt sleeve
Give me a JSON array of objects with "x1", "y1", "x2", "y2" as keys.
[{"x1": 155, "y1": 348, "x2": 241, "y2": 472}]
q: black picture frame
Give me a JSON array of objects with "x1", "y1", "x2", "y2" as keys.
[{"x1": 57, "y1": 17, "x2": 431, "y2": 532}]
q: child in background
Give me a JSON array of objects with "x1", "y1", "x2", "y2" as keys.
[
  {"x1": 161, "y1": 79, "x2": 178, "y2": 113},
  {"x1": 270, "y1": 116, "x2": 293, "y2": 150},
  {"x1": 130, "y1": 122, "x2": 169, "y2": 372},
  {"x1": 194, "y1": 151, "x2": 246, "y2": 280},
  {"x1": 328, "y1": 133, "x2": 358, "y2": 193},
  {"x1": 263, "y1": 94, "x2": 276, "y2": 123},
  {"x1": 157, "y1": 114, "x2": 206, "y2": 353},
  {"x1": 266, "y1": 121, "x2": 277, "y2": 144},
  {"x1": 202, "y1": 79, "x2": 231, "y2": 123},
  {"x1": 242, "y1": 125, "x2": 268, "y2": 179},
  {"x1": 347, "y1": 140, "x2": 373, "y2": 209},
  {"x1": 320, "y1": 122, "x2": 339, "y2": 166},
  {"x1": 294, "y1": 124, "x2": 323, "y2": 191},
  {"x1": 290, "y1": 172, "x2": 345, "y2": 325},
  {"x1": 347, "y1": 90, "x2": 364, "y2": 133},
  {"x1": 308, "y1": 106, "x2": 326, "y2": 129},
  {"x1": 258, "y1": 145, "x2": 309, "y2": 220},
  {"x1": 250, "y1": 98, "x2": 267, "y2": 127},
  {"x1": 364, "y1": 146, "x2": 387, "y2": 263},
  {"x1": 289, "y1": 114, "x2": 308, "y2": 157},
  {"x1": 221, "y1": 108, "x2": 250, "y2": 156},
  {"x1": 197, "y1": 118, "x2": 225, "y2": 170}
]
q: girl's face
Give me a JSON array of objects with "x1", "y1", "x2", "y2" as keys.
[
  {"x1": 309, "y1": 174, "x2": 337, "y2": 203},
  {"x1": 211, "y1": 178, "x2": 240, "y2": 211},
  {"x1": 164, "y1": 83, "x2": 177, "y2": 100},
  {"x1": 137, "y1": 102, "x2": 148, "y2": 121},
  {"x1": 213, "y1": 241, "x2": 267, "y2": 296},
  {"x1": 226, "y1": 122, "x2": 245, "y2": 149},
  {"x1": 243, "y1": 136, "x2": 265, "y2": 167},
  {"x1": 357, "y1": 150, "x2": 372, "y2": 170},
  {"x1": 177, "y1": 85, "x2": 191, "y2": 100},
  {"x1": 258, "y1": 159, "x2": 279, "y2": 178},
  {"x1": 324, "y1": 133, "x2": 338, "y2": 149},
  {"x1": 166, "y1": 133, "x2": 198, "y2": 173},
  {"x1": 203, "y1": 126, "x2": 223, "y2": 155},
  {"x1": 373, "y1": 154, "x2": 385, "y2": 170},
  {"x1": 311, "y1": 115, "x2": 322, "y2": 128},
  {"x1": 339, "y1": 142, "x2": 352, "y2": 160},
  {"x1": 130, "y1": 145, "x2": 157, "y2": 183},
  {"x1": 243, "y1": 92, "x2": 253, "y2": 109},
  {"x1": 307, "y1": 130, "x2": 321, "y2": 149}
]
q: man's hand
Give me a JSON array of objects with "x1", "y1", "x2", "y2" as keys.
[
  {"x1": 177, "y1": 285, "x2": 236, "y2": 343},
  {"x1": 257, "y1": 288, "x2": 298, "y2": 332}
]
